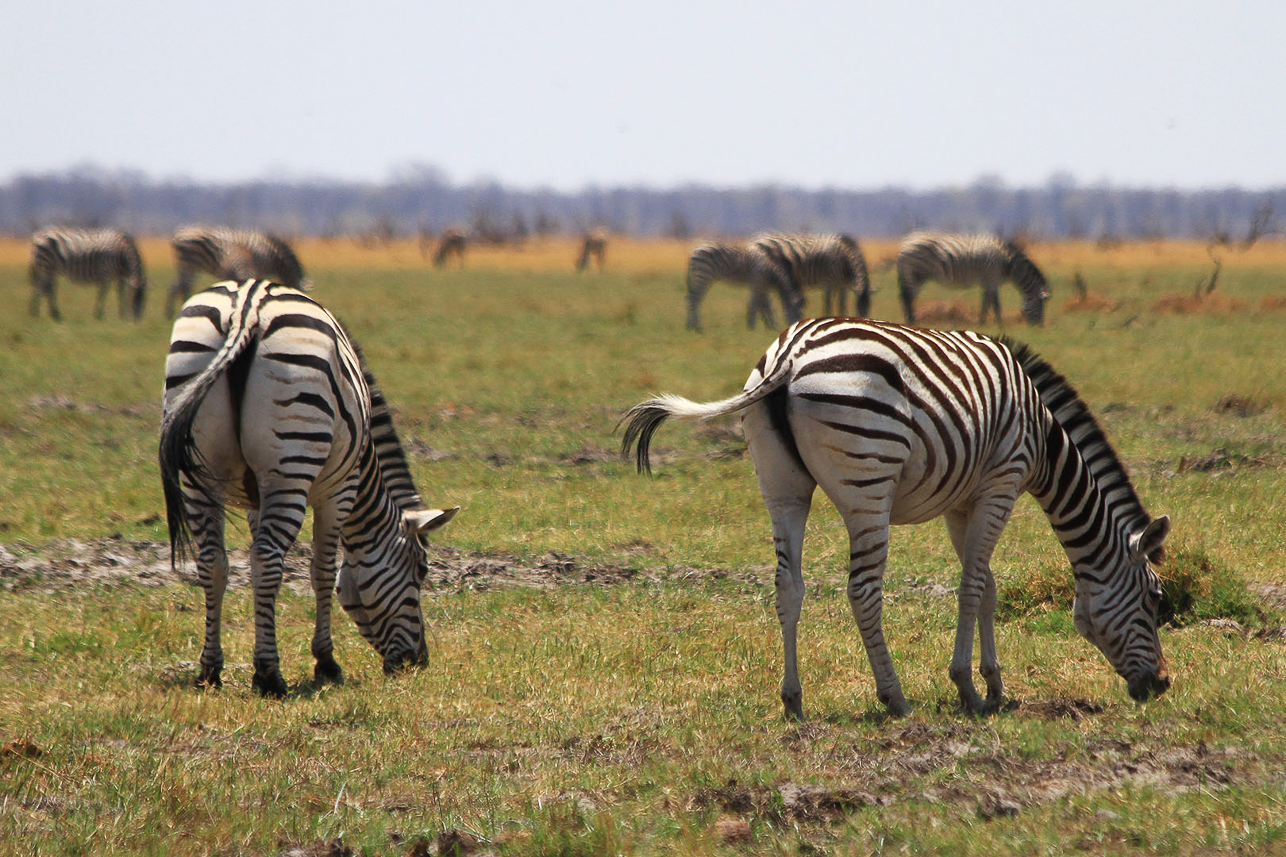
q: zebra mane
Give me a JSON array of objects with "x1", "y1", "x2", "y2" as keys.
[
  {"x1": 1001, "y1": 338, "x2": 1151, "y2": 529},
  {"x1": 341, "y1": 329, "x2": 427, "y2": 513}
]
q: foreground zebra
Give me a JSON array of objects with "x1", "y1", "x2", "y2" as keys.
[
  {"x1": 575, "y1": 228, "x2": 609, "y2": 272},
  {"x1": 622, "y1": 318, "x2": 1170, "y2": 718},
  {"x1": 29, "y1": 228, "x2": 147, "y2": 321},
  {"x1": 685, "y1": 241, "x2": 804, "y2": 331},
  {"x1": 167, "y1": 226, "x2": 308, "y2": 316},
  {"x1": 159, "y1": 279, "x2": 458, "y2": 696},
  {"x1": 752, "y1": 233, "x2": 872, "y2": 317},
  {"x1": 896, "y1": 232, "x2": 1050, "y2": 326}
]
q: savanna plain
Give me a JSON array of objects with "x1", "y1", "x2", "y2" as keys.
[{"x1": 0, "y1": 235, "x2": 1284, "y2": 856}]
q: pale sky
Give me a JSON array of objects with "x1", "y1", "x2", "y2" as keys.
[{"x1": 5, "y1": 0, "x2": 1283, "y2": 190}]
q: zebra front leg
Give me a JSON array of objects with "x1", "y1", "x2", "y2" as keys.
[
  {"x1": 945, "y1": 506, "x2": 1009, "y2": 714},
  {"x1": 898, "y1": 276, "x2": 917, "y2": 326},
  {"x1": 93, "y1": 280, "x2": 110, "y2": 320},
  {"x1": 309, "y1": 509, "x2": 345, "y2": 684}
]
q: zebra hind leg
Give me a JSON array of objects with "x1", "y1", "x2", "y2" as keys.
[
  {"x1": 845, "y1": 516, "x2": 911, "y2": 717},
  {"x1": 308, "y1": 508, "x2": 345, "y2": 685},
  {"x1": 247, "y1": 495, "x2": 306, "y2": 698},
  {"x1": 187, "y1": 491, "x2": 230, "y2": 688}
]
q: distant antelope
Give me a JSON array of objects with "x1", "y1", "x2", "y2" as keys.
[
  {"x1": 576, "y1": 228, "x2": 609, "y2": 272},
  {"x1": 432, "y1": 228, "x2": 467, "y2": 268},
  {"x1": 896, "y1": 232, "x2": 1049, "y2": 326},
  {"x1": 29, "y1": 227, "x2": 147, "y2": 321}
]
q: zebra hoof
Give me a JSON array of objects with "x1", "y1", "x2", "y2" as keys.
[
  {"x1": 782, "y1": 693, "x2": 804, "y2": 722},
  {"x1": 195, "y1": 670, "x2": 222, "y2": 689},
  {"x1": 252, "y1": 668, "x2": 288, "y2": 699},
  {"x1": 314, "y1": 658, "x2": 344, "y2": 685}
]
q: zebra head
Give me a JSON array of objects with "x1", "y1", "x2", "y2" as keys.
[
  {"x1": 1072, "y1": 515, "x2": 1172, "y2": 702},
  {"x1": 336, "y1": 505, "x2": 458, "y2": 673}
]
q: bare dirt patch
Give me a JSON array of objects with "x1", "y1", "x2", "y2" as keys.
[{"x1": 0, "y1": 535, "x2": 652, "y2": 595}]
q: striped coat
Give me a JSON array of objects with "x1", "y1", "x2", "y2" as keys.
[
  {"x1": 685, "y1": 241, "x2": 803, "y2": 332},
  {"x1": 623, "y1": 318, "x2": 1170, "y2": 718},
  {"x1": 159, "y1": 279, "x2": 457, "y2": 696},
  {"x1": 29, "y1": 227, "x2": 147, "y2": 321},
  {"x1": 168, "y1": 227, "x2": 308, "y2": 316},
  {"x1": 896, "y1": 232, "x2": 1050, "y2": 326},
  {"x1": 751, "y1": 233, "x2": 872, "y2": 317}
]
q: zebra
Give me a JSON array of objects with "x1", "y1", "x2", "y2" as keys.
[
  {"x1": 895, "y1": 232, "x2": 1050, "y2": 326},
  {"x1": 432, "y1": 227, "x2": 467, "y2": 268},
  {"x1": 159, "y1": 278, "x2": 458, "y2": 697},
  {"x1": 29, "y1": 227, "x2": 147, "y2": 321},
  {"x1": 167, "y1": 226, "x2": 308, "y2": 317},
  {"x1": 575, "y1": 228, "x2": 609, "y2": 272},
  {"x1": 751, "y1": 233, "x2": 872, "y2": 318},
  {"x1": 685, "y1": 241, "x2": 804, "y2": 332},
  {"x1": 622, "y1": 317, "x2": 1171, "y2": 718}
]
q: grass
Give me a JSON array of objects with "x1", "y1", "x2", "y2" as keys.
[{"x1": 0, "y1": 235, "x2": 1284, "y2": 855}]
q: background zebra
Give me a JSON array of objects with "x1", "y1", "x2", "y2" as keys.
[
  {"x1": 751, "y1": 233, "x2": 872, "y2": 317},
  {"x1": 167, "y1": 226, "x2": 308, "y2": 317},
  {"x1": 896, "y1": 232, "x2": 1050, "y2": 326},
  {"x1": 575, "y1": 228, "x2": 609, "y2": 272},
  {"x1": 159, "y1": 279, "x2": 457, "y2": 697},
  {"x1": 29, "y1": 227, "x2": 147, "y2": 321},
  {"x1": 685, "y1": 241, "x2": 804, "y2": 332},
  {"x1": 432, "y1": 227, "x2": 467, "y2": 268},
  {"x1": 622, "y1": 318, "x2": 1170, "y2": 718}
]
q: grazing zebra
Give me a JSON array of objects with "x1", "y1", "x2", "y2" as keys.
[
  {"x1": 432, "y1": 227, "x2": 467, "y2": 268},
  {"x1": 622, "y1": 318, "x2": 1171, "y2": 718},
  {"x1": 751, "y1": 233, "x2": 872, "y2": 317},
  {"x1": 159, "y1": 279, "x2": 458, "y2": 697},
  {"x1": 685, "y1": 241, "x2": 804, "y2": 332},
  {"x1": 29, "y1": 227, "x2": 147, "y2": 321},
  {"x1": 575, "y1": 228, "x2": 609, "y2": 272},
  {"x1": 896, "y1": 232, "x2": 1050, "y2": 326},
  {"x1": 167, "y1": 226, "x2": 308, "y2": 317}
]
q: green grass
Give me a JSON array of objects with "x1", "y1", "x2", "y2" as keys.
[{"x1": 1, "y1": 242, "x2": 1285, "y2": 855}]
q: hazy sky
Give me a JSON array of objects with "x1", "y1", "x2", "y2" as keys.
[{"x1": 5, "y1": 1, "x2": 1283, "y2": 190}]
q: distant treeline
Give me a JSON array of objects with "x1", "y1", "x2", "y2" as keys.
[{"x1": 2, "y1": 166, "x2": 1282, "y2": 243}]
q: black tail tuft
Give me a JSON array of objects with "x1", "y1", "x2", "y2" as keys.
[{"x1": 618, "y1": 402, "x2": 673, "y2": 476}]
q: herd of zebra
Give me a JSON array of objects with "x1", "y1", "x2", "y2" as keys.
[
  {"x1": 23, "y1": 220, "x2": 1168, "y2": 715},
  {"x1": 148, "y1": 234, "x2": 1168, "y2": 716},
  {"x1": 684, "y1": 231, "x2": 1051, "y2": 332},
  {"x1": 28, "y1": 226, "x2": 309, "y2": 321}
]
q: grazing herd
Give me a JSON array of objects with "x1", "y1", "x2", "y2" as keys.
[{"x1": 25, "y1": 223, "x2": 1173, "y2": 717}]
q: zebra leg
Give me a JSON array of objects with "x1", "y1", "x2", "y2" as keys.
[
  {"x1": 944, "y1": 504, "x2": 1012, "y2": 714},
  {"x1": 246, "y1": 493, "x2": 305, "y2": 698},
  {"x1": 189, "y1": 491, "x2": 230, "y2": 688},
  {"x1": 167, "y1": 269, "x2": 193, "y2": 318},
  {"x1": 742, "y1": 403, "x2": 817, "y2": 720},
  {"x1": 94, "y1": 280, "x2": 109, "y2": 320},
  {"x1": 308, "y1": 507, "x2": 345, "y2": 684},
  {"x1": 898, "y1": 275, "x2": 917, "y2": 325},
  {"x1": 685, "y1": 273, "x2": 709, "y2": 331},
  {"x1": 36, "y1": 281, "x2": 62, "y2": 322},
  {"x1": 979, "y1": 277, "x2": 1001, "y2": 325},
  {"x1": 845, "y1": 514, "x2": 910, "y2": 716}
]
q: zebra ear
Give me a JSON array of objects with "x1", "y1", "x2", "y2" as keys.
[
  {"x1": 404, "y1": 506, "x2": 459, "y2": 534},
  {"x1": 1130, "y1": 515, "x2": 1171, "y2": 563}
]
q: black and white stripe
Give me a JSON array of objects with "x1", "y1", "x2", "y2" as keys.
[
  {"x1": 168, "y1": 226, "x2": 308, "y2": 316},
  {"x1": 896, "y1": 232, "x2": 1050, "y2": 326},
  {"x1": 159, "y1": 279, "x2": 457, "y2": 696},
  {"x1": 751, "y1": 233, "x2": 872, "y2": 317},
  {"x1": 29, "y1": 227, "x2": 147, "y2": 321},
  {"x1": 622, "y1": 318, "x2": 1170, "y2": 718},
  {"x1": 685, "y1": 241, "x2": 804, "y2": 332}
]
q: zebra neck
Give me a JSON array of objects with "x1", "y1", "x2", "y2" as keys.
[
  {"x1": 1030, "y1": 418, "x2": 1145, "y2": 573},
  {"x1": 339, "y1": 441, "x2": 410, "y2": 555}
]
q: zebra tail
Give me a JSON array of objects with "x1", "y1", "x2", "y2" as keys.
[
  {"x1": 158, "y1": 280, "x2": 270, "y2": 568},
  {"x1": 619, "y1": 355, "x2": 795, "y2": 474}
]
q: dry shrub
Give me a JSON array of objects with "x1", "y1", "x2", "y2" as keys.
[{"x1": 1260, "y1": 295, "x2": 1286, "y2": 312}]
